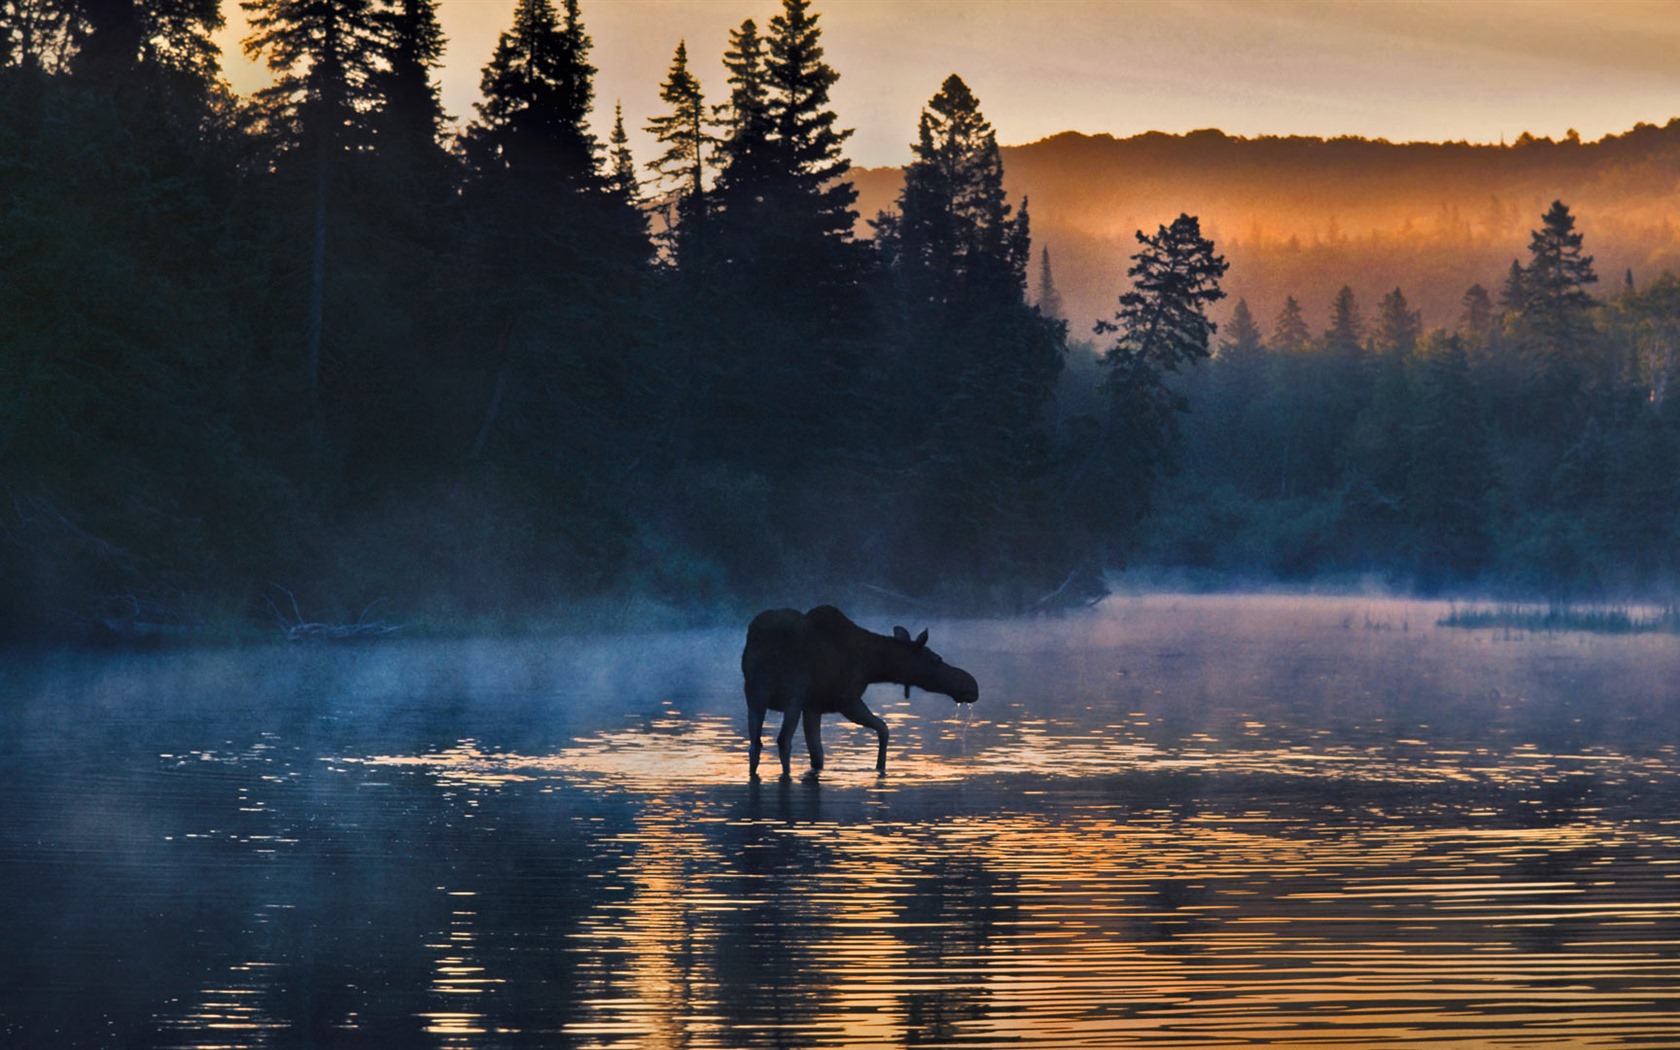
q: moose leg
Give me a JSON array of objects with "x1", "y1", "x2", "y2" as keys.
[
  {"x1": 840, "y1": 698, "x2": 889, "y2": 774},
  {"x1": 746, "y1": 701, "x2": 766, "y2": 779},
  {"x1": 775, "y1": 706, "x2": 803, "y2": 780},
  {"x1": 803, "y1": 711, "x2": 825, "y2": 777}
]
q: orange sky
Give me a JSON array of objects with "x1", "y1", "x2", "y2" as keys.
[{"x1": 215, "y1": 0, "x2": 1680, "y2": 171}]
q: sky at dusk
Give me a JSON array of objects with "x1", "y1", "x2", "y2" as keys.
[{"x1": 215, "y1": 0, "x2": 1680, "y2": 171}]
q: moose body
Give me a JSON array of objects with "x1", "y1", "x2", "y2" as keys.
[{"x1": 741, "y1": 605, "x2": 979, "y2": 779}]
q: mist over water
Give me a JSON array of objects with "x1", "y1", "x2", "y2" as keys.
[{"x1": 3, "y1": 594, "x2": 1678, "y2": 1048}]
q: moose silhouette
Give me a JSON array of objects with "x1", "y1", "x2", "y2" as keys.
[{"x1": 741, "y1": 605, "x2": 979, "y2": 779}]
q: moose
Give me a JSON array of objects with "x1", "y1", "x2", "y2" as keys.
[{"x1": 741, "y1": 605, "x2": 979, "y2": 779}]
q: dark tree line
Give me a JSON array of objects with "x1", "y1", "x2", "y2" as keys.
[
  {"x1": 1154, "y1": 199, "x2": 1680, "y2": 598},
  {"x1": 1, "y1": 0, "x2": 1217, "y2": 639},
  {"x1": 6, "y1": 0, "x2": 1670, "y2": 641}
]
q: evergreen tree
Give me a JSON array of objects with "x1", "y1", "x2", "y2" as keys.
[
  {"x1": 62, "y1": 0, "x2": 222, "y2": 86},
  {"x1": 1459, "y1": 283, "x2": 1494, "y2": 346},
  {"x1": 1408, "y1": 334, "x2": 1491, "y2": 584},
  {"x1": 242, "y1": 0, "x2": 383, "y2": 154},
  {"x1": 1374, "y1": 287, "x2": 1421, "y2": 358},
  {"x1": 873, "y1": 73, "x2": 1064, "y2": 601},
  {"x1": 242, "y1": 0, "x2": 388, "y2": 450},
  {"x1": 1201, "y1": 297, "x2": 1269, "y2": 490},
  {"x1": 1514, "y1": 199, "x2": 1601, "y2": 429},
  {"x1": 644, "y1": 39, "x2": 710, "y2": 248},
  {"x1": 1073, "y1": 214, "x2": 1227, "y2": 548},
  {"x1": 1323, "y1": 285, "x2": 1365, "y2": 360},
  {"x1": 604, "y1": 100, "x2": 640, "y2": 204},
  {"x1": 764, "y1": 0, "x2": 855, "y2": 237},
  {"x1": 1498, "y1": 259, "x2": 1526, "y2": 314},
  {"x1": 1272, "y1": 295, "x2": 1311, "y2": 353},
  {"x1": 1524, "y1": 199, "x2": 1597, "y2": 320},
  {"x1": 1037, "y1": 246, "x2": 1065, "y2": 320},
  {"x1": 1220, "y1": 299, "x2": 1264, "y2": 361},
  {"x1": 684, "y1": 0, "x2": 865, "y2": 476},
  {"x1": 466, "y1": 0, "x2": 599, "y2": 188},
  {"x1": 714, "y1": 17, "x2": 774, "y2": 201},
  {"x1": 367, "y1": 0, "x2": 447, "y2": 168}
]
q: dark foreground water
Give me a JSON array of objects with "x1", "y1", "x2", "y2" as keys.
[{"x1": 3, "y1": 595, "x2": 1679, "y2": 1049}]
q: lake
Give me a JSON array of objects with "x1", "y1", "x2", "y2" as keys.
[{"x1": 3, "y1": 594, "x2": 1679, "y2": 1048}]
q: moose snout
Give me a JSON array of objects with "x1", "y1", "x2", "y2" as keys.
[{"x1": 950, "y1": 670, "x2": 979, "y2": 705}]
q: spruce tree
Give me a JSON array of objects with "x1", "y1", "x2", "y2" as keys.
[
  {"x1": 1323, "y1": 285, "x2": 1365, "y2": 360},
  {"x1": 714, "y1": 17, "x2": 774, "y2": 202},
  {"x1": 882, "y1": 73, "x2": 1021, "y2": 302},
  {"x1": 874, "y1": 74, "x2": 1064, "y2": 602},
  {"x1": 645, "y1": 39, "x2": 710, "y2": 245},
  {"x1": 1037, "y1": 247, "x2": 1065, "y2": 320},
  {"x1": 1459, "y1": 283, "x2": 1494, "y2": 346},
  {"x1": 1498, "y1": 259, "x2": 1527, "y2": 314},
  {"x1": 368, "y1": 0, "x2": 447, "y2": 169},
  {"x1": 1515, "y1": 200, "x2": 1600, "y2": 427},
  {"x1": 1375, "y1": 287, "x2": 1421, "y2": 358},
  {"x1": 764, "y1": 0, "x2": 855, "y2": 235},
  {"x1": 1525, "y1": 200, "x2": 1597, "y2": 319},
  {"x1": 604, "y1": 100, "x2": 640, "y2": 203},
  {"x1": 1408, "y1": 334, "x2": 1491, "y2": 584},
  {"x1": 1272, "y1": 295, "x2": 1311, "y2": 353},
  {"x1": 242, "y1": 0, "x2": 387, "y2": 449},
  {"x1": 467, "y1": 0, "x2": 599, "y2": 189},
  {"x1": 63, "y1": 0, "x2": 223, "y2": 86},
  {"x1": 1071, "y1": 214, "x2": 1227, "y2": 548}
]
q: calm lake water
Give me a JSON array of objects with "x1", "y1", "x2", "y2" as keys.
[{"x1": 3, "y1": 594, "x2": 1679, "y2": 1049}]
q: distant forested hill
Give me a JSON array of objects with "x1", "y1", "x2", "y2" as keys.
[{"x1": 855, "y1": 123, "x2": 1680, "y2": 336}]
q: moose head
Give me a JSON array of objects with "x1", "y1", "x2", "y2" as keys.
[{"x1": 891, "y1": 625, "x2": 980, "y2": 704}]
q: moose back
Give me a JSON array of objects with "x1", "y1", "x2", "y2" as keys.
[{"x1": 740, "y1": 605, "x2": 979, "y2": 779}]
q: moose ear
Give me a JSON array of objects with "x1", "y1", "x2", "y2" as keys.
[
  {"x1": 915, "y1": 629, "x2": 929, "y2": 648},
  {"x1": 893, "y1": 626, "x2": 911, "y2": 642}
]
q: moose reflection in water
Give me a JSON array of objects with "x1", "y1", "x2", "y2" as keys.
[{"x1": 741, "y1": 605, "x2": 980, "y2": 779}]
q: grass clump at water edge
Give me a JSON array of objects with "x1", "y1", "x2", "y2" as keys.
[{"x1": 1438, "y1": 601, "x2": 1680, "y2": 634}]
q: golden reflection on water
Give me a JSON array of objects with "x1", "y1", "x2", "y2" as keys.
[
  {"x1": 117, "y1": 598, "x2": 1680, "y2": 1048},
  {"x1": 354, "y1": 720, "x2": 1680, "y2": 1049}
]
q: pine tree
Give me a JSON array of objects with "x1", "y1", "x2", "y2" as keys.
[
  {"x1": 879, "y1": 73, "x2": 1024, "y2": 305},
  {"x1": 604, "y1": 100, "x2": 640, "y2": 203},
  {"x1": 242, "y1": 0, "x2": 387, "y2": 446},
  {"x1": 368, "y1": 0, "x2": 447, "y2": 168},
  {"x1": 1375, "y1": 287, "x2": 1421, "y2": 358},
  {"x1": 645, "y1": 39, "x2": 710, "y2": 239},
  {"x1": 1515, "y1": 200, "x2": 1601, "y2": 425},
  {"x1": 714, "y1": 17, "x2": 774, "y2": 201},
  {"x1": 467, "y1": 0, "x2": 599, "y2": 189},
  {"x1": 1408, "y1": 334, "x2": 1491, "y2": 583},
  {"x1": 1324, "y1": 285, "x2": 1365, "y2": 360},
  {"x1": 242, "y1": 0, "x2": 382, "y2": 153},
  {"x1": 1037, "y1": 247, "x2": 1064, "y2": 320},
  {"x1": 764, "y1": 0, "x2": 855, "y2": 236},
  {"x1": 1070, "y1": 214, "x2": 1227, "y2": 547},
  {"x1": 872, "y1": 74, "x2": 1064, "y2": 601},
  {"x1": 1459, "y1": 283, "x2": 1493, "y2": 346},
  {"x1": 1191, "y1": 297, "x2": 1268, "y2": 495},
  {"x1": 1220, "y1": 299, "x2": 1264, "y2": 362},
  {"x1": 1498, "y1": 259, "x2": 1526, "y2": 314},
  {"x1": 1272, "y1": 295, "x2": 1311, "y2": 353},
  {"x1": 1101, "y1": 214, "x2": 1229, "y2": 376},
  {"x1": 63, "y1": 0, "x2": 223, "y2": 86},
  {"x1": 1525, "y1": 199, "x2": 1597, "y2": 319}
]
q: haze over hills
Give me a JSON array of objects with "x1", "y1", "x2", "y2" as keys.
[{"x1": 853, "y1": 121, "x2": 1680, "y2": 343}]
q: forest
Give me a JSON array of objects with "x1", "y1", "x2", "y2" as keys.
[{"x1": 2, "y1": 0, "x2": 1678, "y2": 641}]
